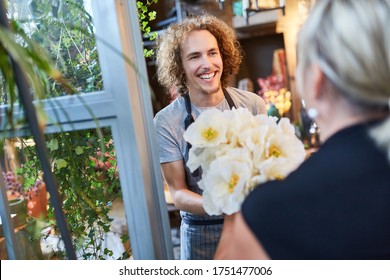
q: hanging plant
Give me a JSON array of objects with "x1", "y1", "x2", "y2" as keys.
[{"x1": 137, "y1": 0, "x2": 158, "y2": 57}]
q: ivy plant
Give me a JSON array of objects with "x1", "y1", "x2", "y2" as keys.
[{"x1": 137, "y1": 0, "x2": 158, "y2": 57}]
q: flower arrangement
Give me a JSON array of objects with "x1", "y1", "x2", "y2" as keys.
[
  {"x1": 183, "y1": 107, "x2": 306, "y2": 215},
  {"x1": 258, "y1": 74, "x2": 292, "y2": 116},
  {"x1": 3, "y1": 171, "x2": 24, "y2": 199},
  {"x1": 2, "y1": 171, "x2": 48, "y2": 218}
]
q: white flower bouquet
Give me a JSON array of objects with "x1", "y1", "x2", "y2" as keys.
[{"x1": 183, "y1": 107, "x2": 306, "y2": 215}]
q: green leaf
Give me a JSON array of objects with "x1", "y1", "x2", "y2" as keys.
[
  {"x1": 55, "y1": 159, "x2": 68, "y2": 170},
  {"x1": 47, "y1": 139, "x2": 59, "y2": 151},
  {"x1": 150, "y1": 32, "x2": 157, "y2": 40},
  {"x1": 24, "y1": 177, "x2": 36, "y2": 188},
  {"x1": 148, "y1": 11, "x2": 156, "y2": 21},
  {"x1": 144, "y1": 49, "x2": 154, "y2": 57},
  {"x1": 75, "y1": 146, "x2": 84, "y2": 155}
]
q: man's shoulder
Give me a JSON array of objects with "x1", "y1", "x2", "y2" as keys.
[
  {"x1": 154, "y1": 96, "x2": 187, "y2": 126},
  {"x1": 155, "y1": 96, "x2": 184, "y2": 117},
  {"x1": 226, "y1": 86, "x2": 255, "y2": 95},
  {"x1": 226, "y1": 86, "x2": 261, "y2": 101},
  {"x1": 226, "y1": 86, "x2": 266, "y2": 114}
]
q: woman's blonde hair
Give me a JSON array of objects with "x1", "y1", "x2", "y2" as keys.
[
  {"x1": 297, "y1": 0, "x2": 390, "y2": 160},
  {"x1": 155, "y1": 14, "x2": 243, "y2": 95}
]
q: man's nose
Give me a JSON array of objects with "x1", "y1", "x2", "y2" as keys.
[{"x1": 201, "y1": 55, "x2": 212, "y2": 68}]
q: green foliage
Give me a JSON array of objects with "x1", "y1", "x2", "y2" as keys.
[
  {"x1": 23, "y1": 0, "x2": 103, "y2": 95},
  {"x1": 0, "y1": 20, "x2": 73, "y2": 130},
  {"x1": 46, "y1": 129, "x2": 123, "y2": 259},
  {"x1": 137, "y1": 0, "x2": 158, "y2": 57},
  {"x1": 1, "y1": 0, "x2": 159, "y2": 259},
  {"x1": 16, "y1": 129, "x2": 127, "y2": 259},
  {"x1": 0, "y1": 0, "x2": 102, "y2": 107}
]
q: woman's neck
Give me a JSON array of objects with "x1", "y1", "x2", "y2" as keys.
[{"x1": 318, "y1": 106, "x2": 389, "y2": 142}]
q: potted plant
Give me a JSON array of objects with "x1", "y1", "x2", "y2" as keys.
[
  {"x1": 1, "y1": 169, "x2": 45, "y2": 259},
  {"x1": 7, "y1": 129, "x2": 130, "y2": 260}
]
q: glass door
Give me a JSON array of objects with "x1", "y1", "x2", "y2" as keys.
[{"x1": 0, "y1": 0, "x2": 172, "y2": 260}]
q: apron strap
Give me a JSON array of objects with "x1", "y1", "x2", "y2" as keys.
[{"x1": 223, "y1": 88, "x2": 236, "y2": 110}]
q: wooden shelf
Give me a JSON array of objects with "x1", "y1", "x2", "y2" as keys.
[
  {"x1": 233, "y1": 9, "x2": 282, "y2": 39},
  {"x1": 235, "y1": 21, "x2": 278, "y2": 39}
]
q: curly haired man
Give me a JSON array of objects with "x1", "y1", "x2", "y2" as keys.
[{"x1": 154, "y1": 14, "x2": 266, "y2": 260}]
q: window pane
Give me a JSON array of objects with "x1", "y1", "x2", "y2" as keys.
[
  {"x1": 1, "y1": 0, "x2": 103, "y2": 105},
  {"x1": 0, "y1": 127, "x2": 132, "y2": 260}
]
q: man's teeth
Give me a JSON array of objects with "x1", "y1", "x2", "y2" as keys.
[{"x1": 199, "y1": 73, "x2": 215, "y2": 79}]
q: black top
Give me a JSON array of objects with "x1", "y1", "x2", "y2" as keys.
[{"x1": 242, "y1": 122, "x2": 390, "y2": 260}]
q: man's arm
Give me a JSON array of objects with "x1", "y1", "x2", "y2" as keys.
[
  {"x1": 161, "y1": 160, "x2": 207, "y2": 216},
  {"x1": 214, "y1": 212, "x2": 270, "y2": 259}
]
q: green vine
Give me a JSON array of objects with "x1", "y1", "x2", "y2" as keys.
[{"x1": 137, "y1": 0, "x2": 158, "y2": 57}]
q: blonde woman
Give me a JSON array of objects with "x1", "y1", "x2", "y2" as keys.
[{"x1": 215, "y1": 0, "x2": 390, "y2": 260}]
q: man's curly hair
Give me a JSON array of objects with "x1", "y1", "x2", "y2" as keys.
[{"x1": 155, "y1": 14, "x2": 243, "y2": 96}]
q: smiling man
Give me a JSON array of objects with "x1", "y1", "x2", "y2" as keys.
[{"x1": 153, "y1": 14, "x2": 266, "y2": 260}]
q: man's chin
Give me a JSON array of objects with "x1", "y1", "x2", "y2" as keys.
[{"x1": 201, "y1": 85, "x2": 222, "y2": 95}]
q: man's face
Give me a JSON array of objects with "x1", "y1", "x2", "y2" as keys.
[{"x1": 180, "y1": 30, "x2": 223, "y2": 96}]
